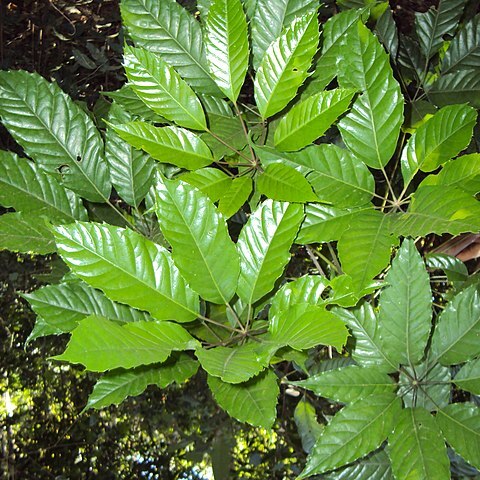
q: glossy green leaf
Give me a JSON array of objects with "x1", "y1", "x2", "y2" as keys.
[
  {"x1": 436, "y1": 403, "x2": 480, "y2": 470},
  {"x1": 274, "y1": 89, "x2": 356, "y2": 151},
  {"x1": 327, "y1": 275, "x2": 383, "y2": 309},
  {"x1": 454, "y1": 358, "x2": 480, "y2": 395},
  {"x1": 180, "y1": 168, "x2": 231, "y2": 202},
  {"x1": 378, "y1": 239, "x2": 432, "y2": 366},
  {"x1": 105, "y1": 104, "x2": 155, "y2": 207},
  {"x1": 155, "y1": 177, "x2": 239, "y2": 304},
  {"x1": 388, "y1": 407, "x2": 450, "y2": 480},
  {"x1": 337, "y1": 22, "x2": 403, "y2": 169},
  {"x1": 257, "y1": 163, "x2": 318, "y2": 202},
  {"x1": 204, "y1": 0, "x2": 248, "y2": 101},
  {"x1": 237, "y1": 200, "x2": 303, "y2": 304},
  {"x1": 124, "y1": 46, "x2": 207, "y2": 130},
  {"x1": 111, "y1": 121, "x2": 213, "y2": 170},
  {"x1": 120, "y1": 0, "x2": 220, "y2": 94},
  {"x1": 0, "y1": 70, "x2": 111, "y2": 202},
  {"x1": 86, "y1": 353, "x2": 198, "y2": 409},
  {"x1": 208, "y1": 369, "x2": 279, "y2": 429},
  {"x1": 254, "y1": 12, "x2": 319, "y2": 118},
  {"x1": 294, "y1": 398, "x2": 324, "y2": 454},
  {"x1": 26, "y1": 316, "x2": 63, "y2": 344},
  {"x1": 270, "y1": 303, "x2": 349, "y2": 351},
  {"x1": 415, "y1": 0, "x2": 465, "y2": 60},
  {"x1": 217, "y1": 176, "x2": 252, "y2": 218},
  {"x1": 376, "y1": 7, "x2": 398, "y2": 59},
  {"x1": 426, "y1": 253, "x2": 469, "y2": 283},
  {"x1": 428, "y1": 69, "x2": 480, "y2": 108},
  {"x1": 53, "y1": 222, "x2": 200, "y2": 322},
  {"x1": 292, "y1": 365, "x2": 394, "y2": 403},
  {"x1": 430, "y1": 285, "x2": 480, "y2": 365},
  {"x1": 299, "y1": 393, "x2": 402, "y2": 478},
  {"x1": 401, "y1": 104, "x2": 477, "y2": 186},
  {"x1": 0, "y1": 212, "x2": 56, "y2": 254},
  {"x1": 55, "y1": 316, "x2": 198, "y2": 372}
]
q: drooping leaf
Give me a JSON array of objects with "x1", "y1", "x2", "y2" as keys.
[
  {"x1": 111, "y1": 121, "x2": 213, "y2": 170},
  {"x1": 254, "y1": 12, "x2": 319, "y2": 118},
  {"x1": 120, "y1": 0, "x2": 220, "y2": 94},
  {"x1": 337, "y1": 22, "x2": 403, "y2": 169},
  {"x1": 208, "y1": 369, "x2": 279, "y2": 429},
  {"x1": 454, "y1": 357, "x2": 480, "y2": 395},
  {"x1": 428, "y1": 69, "x2": 480, "y2": 108},
  {"x1": 180, "y1": 168, "x2": 231, "y2": 202},
  {"x1": 436, "y1": 403, "x2": 480, "y2": 470},
  {"x1": 204, "y1": 0, "x2": 249, "y2": 102},
  {"x1": 292, "y1": 365, "x2": 394, "y2": 403},
  {"x1": 155, "y1": 177, "x2": 239, "y2": 304},
  {"x1": 0, "y1": 70, "x2": 111, "y2": 202},
  {"x1": 430, "y1": 285, "x2": 480, "y2": 365},
  {"x1": 299, "y1": 393, "x2": 402, "y2": 478},
  {"x1": 53, "y1": 222, "x2": 200, "y2": 322},
  {"x1": 237, "y1": 200, "x2": 304, "y2": 304},
  {"x1": 388, "y1": 407, "x2": 450, "y2": 480},
  {"x1": 86, "y1": 352, "x2": 198, "y2": 409},
  {"x1": 294, "y1": 398, "x2": 324, "y2": 454},
  {"x1": 274, "y1": 89, "x2": 356, "y2": 151},
  {"x1": 105, "y1": 104, "x2": 156, "y2": 207},
  {"x1": 217, "y1": 176, "x2": 252, "y2": 218},
  {"x1": 55, "y1": 316, "x2": 198, "y2": 371},
  {"x1": 124, "y1": 46, "x2": 207, "y2": 130}
]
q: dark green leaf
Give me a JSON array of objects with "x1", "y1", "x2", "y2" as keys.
[
  {"x1": 428, "y1": 69, "x2": 480, "y2": 108},
  {"x1": 294, "y1": 398, "x2": 324, "y2": 454},
  {"x1": 454, "y1": 358, "x2": 480, "y2": 395}
]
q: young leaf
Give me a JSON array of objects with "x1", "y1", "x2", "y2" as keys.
[
  {"x1": 207, "y1": 369, "x2": 279, "y2": 429},
  {"x1": 436, "y1": 403, "x2": 480, "y2": 470},
  {"x1": 124, "y1": 46, "x2": 207, "y2": 130},
  {"x1": 0, "y1": 70, "x2": 111, "y2": 202},
  {"x1": 155, "y1": 177, "x2": 239, "y2": 304},
  {"x1": 299, "y1": 393, "x2": 402, "y2": 478},
  {"x1": 274, "y1": 89, "x2": 356, "y2": 151},
  {"x1": 454, "y1": 357, "x2": 480, "y2": 395},
  {"x1": 217, "y1": 176, "x2": 252, "y2": 218},
  {"x1": 254, "y1": 12, "x2": 319, "y2": 118},
  {"x1": 430, "y1": 285, "x2": 480, "y2": 365},
  {"x1": 111, "y1": 122, "x2": 213, "y2": 170},
  {"x1": 294, "y1": 398, "x2": 324, "y2": 454},
  {"x1": 236, "y1": 200, "x2": 303, "y2": 304},
  {"x1": 204, "y1": 0, "x2": 249, "y2": 102},
  {"x1": 120, "y1": 0, "x2": 220, "y2": 94},
  {"x1": 86, "y1": 353, "x2": 198, "y2": 409},
  {"x1": 180, "y1": 168, "x2": 231, "y2": 202},
  {"x1": 378, "y1": 239, "x2": 432, "y2": 366},
  {"x1": 53, "y1": 222, "x2": 200, "y2": 322},
  {"x1": 54, "y1": 316, "x2": 198, "y2": 372},
  {"x1": 388, "y1": 407, "x2": 450, "y2": 480}
]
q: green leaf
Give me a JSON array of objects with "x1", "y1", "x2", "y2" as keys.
[
  {"x1": 376, "y1": 7, "x2": 399, "y2": 59},
  {"x1": 378, "y1": 239, "x2": 432, "y2": 366},
  {"x1": 337, "y1": 22, "x2": 403, "y2": 169},
  {"x1": 292, "y1": 365, "x2": 394, "y2": 403},
  {"x1": 299, "y1": 393, "x2": 402, "y2": 478},
  {"x1": 0, "y1": 212, "x2": 56, "y2": 255},
  {"x1": 254, "y1": 12, "x2": 319, "y2": 118},
  {"x1": 327, "y1": 275, "x2": 383, "y2": 308},
  {"x1": 111, "y1": 121, "x2": 213, "y2": 170},
  {"x1": 180, "y1": 168, "x2": 231, "y2": 202},
  {"x1": 257, "y1": 163, "x2": 318, "y2": 202},
  {"x1": 428, "y1": 69, "x2": 480, "y2": 108},
  {"x1": 388, "y1": 407, "x2": 450, "y2": 480},
  {"x1": 251, "y1": 0, "x2": 319, "y2": 68},
  {"x1": 124, "y1": 46, "x2": 207, "y2": 130},
  {"x1": 54, "y1": 316, "x2": 197, "y2": 372},
  {"x1": 430, "y1": 285, "x2": 480, "y2": 365},
  {"x1": 207, "y1": 369, "x2": 279, "y2": 429},
  {"x1": 120, "y1": 0, "x2": 220, "y2": 94},
  {"x1": 155, "y1": 177, "x2": 239, "y2": 304},
  {"x1": 401, "y1": 104, "x2": 477, "y2": 186},
  {"x1": 53, "y1": 222, "x2": 200, "y2": 322},
  {"x1": 105, "y1": 104, "x2": 155, "y2": 207},
  {"x1": 204, "y1": 0, "x2": 248, "y2": 102},
  {"x1": 195, "y1": 342, "x2": 273, "y2": 383},
  {"x1": 237, "y1": 200, "x2": 303, "y2": 304},
  {"x1": 0, "y1": 70, "x2": 111, "y2": 202},
  {"x1": 86, "y1": 353, "x2": 198, "y2": 409},
  {"x1": 294, "y1": 398, "x2": 324, "y2": 454},
  {"x1": 23, "y1": 280, "x2": 152, "y2": 336},
  {"x1": 337, "y1": 209, "x2": 396, "y2": 289},
  {"x1": 454, "y1": 357, "x2": 480, "y2": 395},
  {"x1": 436, "y1": 403, "x2": 480, "y2": 470},
  {"x1": 274, "y1": 89, "x2": 356, "y2": 151},
  {"x1": 217, "y1": 176, "x2": 252, "y2": 218},
  {"x1": 270, "y1": 303, "x2": 349, "y2": 351},
  {"x1": 26, "y1": 316, "x2": 63, "y2": 344},
  {"x1": 0, "y1": 150, "x2": 88, "y2": 222},
  {"x1": 415, "y1": 0, "x2": 465, "y2": 60},
  {"x1": 426, "y1": 253, "x2": 469, "y2": 283}
]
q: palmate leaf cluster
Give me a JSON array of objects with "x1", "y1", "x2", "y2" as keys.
[{"x1": 0, "y1": 0, "x2": 480, "y2": 477}]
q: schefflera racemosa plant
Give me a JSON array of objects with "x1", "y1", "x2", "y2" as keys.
[{"x1": 0, "y1": 0, "x2": 479, "y2": 476}]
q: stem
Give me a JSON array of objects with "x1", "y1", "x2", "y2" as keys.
[
  {"x1": 233, "y1": 102, "x2": 257, "y2": 166},
  {"x1": 197, "y1": 313, "x2": 245, "y2": 335},
  {"x1": 225, "y1": 302, "x2": 246, "y2": 332},
  {"x1": 306, "y1": 245, "x2": 326, "y2": 276},
  {"x1": 205, "y1": 127, "x2": 252, "y2": 163}
]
